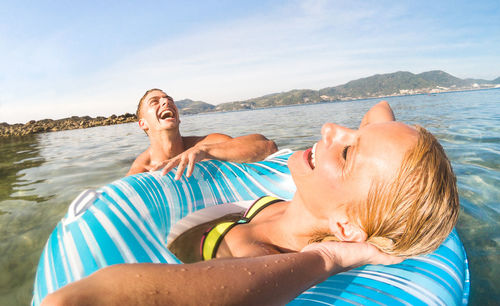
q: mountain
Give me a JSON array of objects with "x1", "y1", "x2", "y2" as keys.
[
  {"x1": 417, "y1": 70, "x2": 468, "y2": 87},
  {"x1": 214, "y1": 90, "x2": 321, "y2": 112},
  {"x1": 3, "y1": 70, "x2": 497, "y2": 137},
  {"x1": 176, "y1": 70, "x2": 499, "y2": 114},
  {"x1": 226, "y1": 70, "x2": 499, "y2": 109},
  {"x1": 319, "y1": 71, "x2": 434, "y2": 98},
  {"x1": 175, "y1": 99, "x2": 215, "y2": 115}
]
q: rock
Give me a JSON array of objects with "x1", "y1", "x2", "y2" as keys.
[{"x1": 0, "y1": 113, "x2": 138, "y2": 137}]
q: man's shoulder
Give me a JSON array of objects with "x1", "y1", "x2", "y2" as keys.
[
  {"x1": 127, "y1": 149, "x2": 151, "y2": 176},
  {"x1": 136, "y1": 148, "x2": 152, "y2": 163},
  {"x1": 182, "y1": 133, "x2": 232, "y2": 147},
  {"x1": 182, "y1": 135, "x2": 205, "y2": 148}
]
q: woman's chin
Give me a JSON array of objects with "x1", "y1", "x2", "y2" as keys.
[{"x1": 288, "y1": 150, "x2": 313, "y2": 178}]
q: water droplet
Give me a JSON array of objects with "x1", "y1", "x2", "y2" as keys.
[
  {"x1": 247, "y1": 271, "x2": 254, "y2": 275},
  {"x1": 220, "y1": 285, "x2": 226, "y2": 289},
  {"x1": 180, "y1": 268, "x2": 187, "y2": 272}
]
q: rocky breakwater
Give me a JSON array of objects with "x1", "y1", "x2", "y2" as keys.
[{"x1": 0, "y1": 113, "x2": 137, "y2": 137}]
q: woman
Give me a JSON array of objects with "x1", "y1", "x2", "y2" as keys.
[
  {"x1": 42, "y1": 101, "x2": 459, "y2": 305},
  {"x1": 168, "y1": 100, "x2": 459, "y2": 262}
]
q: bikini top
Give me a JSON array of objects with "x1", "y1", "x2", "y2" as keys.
[{"x1": 200, "y1": 196, "x2": 284, "y2": 261}]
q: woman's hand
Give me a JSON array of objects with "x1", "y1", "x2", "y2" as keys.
[
  {"x1": 359, "y1": 101, "x2": 396, "y2": 128},
  {"x1": 301, "y1": 241, "x2": 404, "y2": 276}
]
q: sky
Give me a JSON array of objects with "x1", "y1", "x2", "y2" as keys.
[{"x1": 0, "y1": 0, "x2": 499, "y2": 124}]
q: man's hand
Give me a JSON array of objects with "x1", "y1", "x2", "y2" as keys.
[
  {"x1": 301, "y1": 241, "x2": 404, "y2": 276},
  {"x1": 149, "y1": 145, "x2": 209, "y2": 180}
]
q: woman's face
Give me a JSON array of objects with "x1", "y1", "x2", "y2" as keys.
[{"x1": 289, "y1": 121, "x2": 418, "y2": 219}]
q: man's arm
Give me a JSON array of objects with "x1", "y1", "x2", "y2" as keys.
[
  {"x1": 359, "y1": 100, "x2": 396, "y2": 128},
  {"x1": 41, "y1": 241, "x2": 402, "y2": 306},
  {"x1": 158, "y1": 133, "x2": 277, "y2": 179},
  {"x1": 193, "y1": 133, "x2": 277, "y2": 162}
]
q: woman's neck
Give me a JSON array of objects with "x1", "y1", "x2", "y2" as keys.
[{"x1": 247, "y1": 195, "x2": 329, "y2": 252}]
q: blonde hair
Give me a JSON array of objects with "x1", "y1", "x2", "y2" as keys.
[{"x1": 312, "y1": 126, "x2": 459, "y2": 257}]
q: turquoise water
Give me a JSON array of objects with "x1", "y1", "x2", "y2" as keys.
[{"x1": 1, "y1": 89, "x2": 499, "y2": 305}]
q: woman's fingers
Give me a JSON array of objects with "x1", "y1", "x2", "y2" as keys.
[
  {"x1": 372, "y1": 251, "x2": 404, "y2": 265},
  {"x1": 301, "y1": 241, "x2": 404, "y2": 275}
]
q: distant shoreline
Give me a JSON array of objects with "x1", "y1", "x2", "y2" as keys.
[
  {"x1": 0, "y1": 113, "x2": 137, "y2": 138},
  {"x1": 2, "y1": 84, "x2": 499, "y2": 138}
]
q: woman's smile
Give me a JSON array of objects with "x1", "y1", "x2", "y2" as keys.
[{"x1": 303, "y1": 144, "x2": 316, "y2": 169}]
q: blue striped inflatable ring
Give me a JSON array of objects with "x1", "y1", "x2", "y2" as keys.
[{"x1": 32, "y1": 151, "x2": 470, "y2": 305}]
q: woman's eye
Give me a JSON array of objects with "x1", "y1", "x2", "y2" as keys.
[{"x1": 342, "y1": 146, "x2": 350, "y2": 160}]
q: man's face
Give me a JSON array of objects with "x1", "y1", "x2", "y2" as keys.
[{"x1": 139, "y1": 90, "x2": 180, "y2": 134}]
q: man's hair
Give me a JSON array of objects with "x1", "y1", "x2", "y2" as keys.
[
  {"x1": 136, "y1": 88, "x2": 165, "y2": 120},
  {"x1": 310, "y1": 126, "x2": 459, "y2": 257},
  {"x1": 353, "y1": 125, "x2": 459, "y2": 256}
]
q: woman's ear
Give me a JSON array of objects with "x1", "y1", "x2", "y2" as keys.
[{"x1": 329, "y1": 217, "x2": 367, "y2": 242}]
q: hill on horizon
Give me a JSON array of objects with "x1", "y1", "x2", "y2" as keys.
[
  {"x1": 3, "y1": 70, "x2": 498, "y2": 136},
  {"x1": 176, "y1": 70, "x2": 500, "y2": 113}
]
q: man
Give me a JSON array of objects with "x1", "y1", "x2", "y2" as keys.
[{"x1": 127, "y1": 89, "x2": 277, "y2": 178}]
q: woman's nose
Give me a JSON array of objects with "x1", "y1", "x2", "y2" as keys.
[{"x1": 321, "y1": 123, "x2": 354, "y2": 146}]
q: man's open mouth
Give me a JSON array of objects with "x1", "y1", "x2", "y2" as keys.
[{"x1": 159, "y1": 110, "x2": 174, "y2": 120}]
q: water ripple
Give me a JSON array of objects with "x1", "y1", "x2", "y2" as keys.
[{"x1": 1, "y1": 89, "x2": 499, "y2": 304}]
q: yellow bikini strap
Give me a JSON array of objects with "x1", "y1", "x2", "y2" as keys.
[
  {"x1": 201, "y1": 196, "x2": 284, "y2": 261},
  {"x1": 243, "y1": 196, "x2": 282, "y2": 219},
  {"x1": 201, "y1": 221, "x2": 238, "y2": 261}
]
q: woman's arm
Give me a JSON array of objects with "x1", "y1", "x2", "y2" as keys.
[
  {"x1": 41, "y1": 241, "x2": 401, "y2": 306},
  {"x1": 359, "y1": 101, "x2": 396, "y2": 128}
]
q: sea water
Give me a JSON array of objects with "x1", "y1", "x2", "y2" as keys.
[{"x1": 0, "y1": 89, "x2": 499, "y2": 305}]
